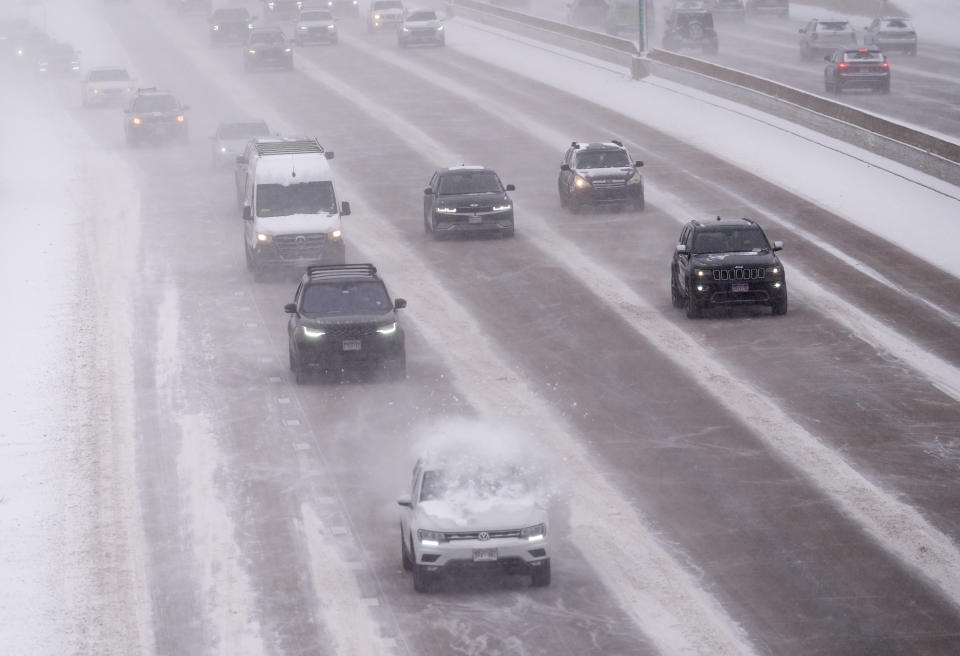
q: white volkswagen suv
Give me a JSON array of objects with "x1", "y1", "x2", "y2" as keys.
[{"x1": 397, "y1": 455, "x2": 551, "y2": 592}]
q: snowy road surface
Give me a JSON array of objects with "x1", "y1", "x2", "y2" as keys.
[{"x1": 2, "y1": 0, "x2": 960, "y2": 654}]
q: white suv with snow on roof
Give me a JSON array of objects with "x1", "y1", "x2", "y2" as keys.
[
  {"x1": 236, "y1": 137, "x2": 350, "y2": 280},
  {"x1": 397, "y1": 456, "x2": 551, "y2": 592}
]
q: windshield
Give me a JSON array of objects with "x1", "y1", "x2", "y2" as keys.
[
  {"x1": 373, "y1": 1, "x2": 403, "y2": 9},
  {"x1": 212, "y1": 8, "x2": 248, "y2": 20},
  {"x1": 301, "y1": 281, "x2": 391, "y2": 315},
  {"x1": 406, "y1": 10, "x2": 437, "y2": 21},
  {"x1": 132, "y1": 95, "x2": 179, "y2": 112},
  {"x1": 301, "y1": 10, "x2": 333, "y2": 20},
  {"x1": 692, "y1": 228, "x2": 770, "y2": 254},
  {"x1": 252, "y1": 31, "x2": 285, "y2": 44},
  {"x1": 218, "y1": 122, "x2": 270, "y2": 139},
  {"x1": 437, "y1": 171, "x2": 503, "y2": 195},
  {"x1": 575, "y1": 150, "x2": 630, "y2": 169},
  {"x1": 89, "y1": 69, "x2": 130, "y2": 82},
  {"x1": 256, "y1": 181, "x2": 336, "y2": 217},
  {"x1": 818, "y1": 21, "x2": 851, "y2": 31},
  {"x1": 420, "y1": 467, "x2": 532, "y2": 503},
  {"x1": 882, "y1": 19, "x2": 910, "y2": 29},
  {"x1": 843, "y1": 50, "x2": 883, "y2": 62}
]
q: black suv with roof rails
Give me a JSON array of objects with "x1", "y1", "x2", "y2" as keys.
[
  {"x1": 558, "y1": 140, "x2": 644, "y2": 212},
  {"x1": 423, "y1": 166, "x2": 516, "y2": 239},
  {"x1": 671, "y1": 217, "x2": 787, "y2": 318},
  {"x1": 123, "y1": 88, "x2": 189, "y2": 145},
  {"x1": 285, "y1": 264, "x2": 407, "y2": 383}
]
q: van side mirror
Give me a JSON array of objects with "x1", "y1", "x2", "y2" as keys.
[
  {"x1": 394, "y1": 298, "x2": 407, "y2": 309},
  {"x1": 560, "y1": 164, "x2": 570, "y2": 172},
  {"x1": 340, "y1": 201, "x2": 351, "y2": 216},
  {"x1": 397, "y1": 494, "x2": 412, "y2": 508},
  {"x1": 324, "y1": 151, "x2": 335, "y2": 160},
  {"x1": 236, "y1": 155, "x2": 247, "y2": 165},
  {"x1": 773, "y1": 240, "x2": 783, "y2": 251},
  {"x1": 284, "y1": 303, "x2": 298, "y2": 314},
  {"x1": 676, "y1": 244, "x2": 687, "y2": 253},
  {"x1": 505, "y1": 184, "x2": 515, "y2": 191},
  {"x1": 243, "y1": 206, "x2": 253, "y2": 221},
  {"x1": 635, "y1": 160, "x2": 644, "y2": 167},
  {"x1": 424, "y1": 187, "x2": 433, "y2": 195}
]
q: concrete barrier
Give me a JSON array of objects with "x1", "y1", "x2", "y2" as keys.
[{"x1": 450, "y1": 0, "x2": 960, "y2": 186}]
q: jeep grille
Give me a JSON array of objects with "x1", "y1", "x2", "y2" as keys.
[{"x1": 713, "y1": 268, "x2": 765, "y2": 281}]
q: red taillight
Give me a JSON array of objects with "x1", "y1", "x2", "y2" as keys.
[
  {"x1": 857, "y1": 48, "x2": 868, "y2": 52},
  {"x1": 883, "y1": 62, "x2": 889, "y2": 68},
  {"x1": 838, "y1": 62, "x2": 847, "y2": 68}
]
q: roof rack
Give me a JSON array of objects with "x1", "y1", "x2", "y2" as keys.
[
  {"x1": 255, "y1": 138, "x2": 326, "y2": 156},
  {"x1": 306, "y1": 264, "x2": 378, "y2": 281}
]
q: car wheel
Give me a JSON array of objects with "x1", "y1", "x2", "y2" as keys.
[
  {"x1": 685, "y1": 288, "x2": 701, "y2": 319},
  {"x1": 295, "y1": 368, "x2": 308, "y2": 385},
  {"x1": 389, "y1": 352, "x2": 407, "y2": 381},
  {"x1": 633, "y1": 194, "x2": 645, "y2": 211},
  {"x1": 568, "y1": 197, "x2": 582, "y2": 214},
  {"x1": 530, "y1": 559, "x2": 551, "y2": 587},
  {"x1": 771, "y1": 292, "x2": 788, "y2": 316},
  {"x1": 431, "y1": 219, "x2": 443, "y2": 240},
  {"x1": 880, "y1": 80, "x2": 890, "y2": 94},
  {"x1": 413, "y1": 564, "x2": 435, "y2": 593},
  {"x1": 401, "y1": 530, "x2": 413, "y2": 571},
  {"x1": 671, "y1": 270, "x2": 684, "y2": 308}
]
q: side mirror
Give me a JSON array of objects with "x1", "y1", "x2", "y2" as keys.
[
  {"x1": 423, "y1": 187, "x2": 433, "y2": 195},
  {"x1": 397, "y1": 494, "x2": 412, "y2": 508},
  {"x1": 824, "y1": 54, "x2": 831, "y2": 61},
  {"x1": 505, "y1": 184, "x2": 516, "y2": 191},
  {"x1": 284, "y1": 303, "x2": 298, "y2": 313},
  {"x1": 798, "y1": 27, "x2": 805, "y2": 33},
  {"x1": 773, "y1": 240, "x2": 783, "y2": 251},
  {"x1": 675, "y1": 244, "x2": 687, "y2": 253},
  {"x1": 635, "y1": 160, "x2": 644, "y2": 168},
  {"x1": 243, "y1": 206, "x2": 253, "y2": 221},
  {"x1": 324, "y1": 151, "x2": 335, "y2": 160},
  {"x1": 560, "y1": 164, "x2": 570, "y2": 172},
  {"x1": 340, "y1": 201, "x2": 351, "y2": 216},
  {"x1": 394, "y1": 298, "x2": 407, "y2": 309}
]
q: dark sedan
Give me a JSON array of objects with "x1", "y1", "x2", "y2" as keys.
[
  {"x1": 244, "y1": 27, "x2": 293, "y2": 71},
  {"x1": 208, "y1": 7, "x2": 255, "y2": 45}
]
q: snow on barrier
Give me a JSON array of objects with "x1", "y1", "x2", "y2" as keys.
[{"x1": 449, "y1": 0, "x2": 960, "y2": 187}]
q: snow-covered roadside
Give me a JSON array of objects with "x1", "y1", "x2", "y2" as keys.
[
  {"x1": 0, "y1": 82, "x2": 150, "y2": 654},
  {"x1": 444, "y1": 19, "x2": 960, "y2": 280}
]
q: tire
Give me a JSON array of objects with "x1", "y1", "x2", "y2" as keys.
[
  {"x1": 568, "y1": 197, "x2": 582, "y2": 215},
  {"x1": 880, "y1": 80, "x2": 890, "y2": 94},
  {"x1": 633, "y1": 193, "x2": 645, "y2": 212},
  {"x1": 295, "y1": 368, "x2": 308, "y2": 385},
  {"x1": 771, "y1": 292, "x2": 788, "y2": 316},
  {"x1": 413, "y1": 564, "x2": 434, "y2": 593},
  {"x1": 244, "y1": 245, "x2": 255, "y2": 272},
  {"x1": 401, "y1": 531, "x2": 413, "y2": 571},
  {"x1": 502, "y1": 226, "x2": 515, "y2": 238},
  {"x1": 423, "y1": 214, "x2": 431, "y2": 233},
  {"x1": 671, "y1": 271, "x2": 684, "y2": 308},
  {"x1": 685, "y1": 288, "x2": 701, "y2": 319},
  {"x1": 389, "y1": 352, "x2": 407, "y2": 381},
  {"x1": 530, "y1": 559, "x2": 551, "y2": 587}
]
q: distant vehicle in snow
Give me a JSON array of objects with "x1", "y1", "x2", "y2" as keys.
[
  {"x1": 295, "y1": 8, "x2": 339, "y2": 45},
  {"x1": 862, "y1": 16, "x2": 917, "y2": 56},
  {"x1": 397, "y1": 8, "x2": 444, "y2": 48},
  {"x1": 244, "y1": 27, "x2": 294, "y2": 72},
  {"x1": 262, "y1": 0, "x2": 303, "y2": 21},
  {"x1": 707, "y1": 0, "x2": 745, "y2": 22},
  {"x1": 8, "y1": 27, "x2": 49, "y2": 65},
  {"x1": 824, "y1": 48, "x2": 890, "y2": 94},
  {"x1": 604, "y1": 0, "x2": 652, "y2": 36},
  {"x1": 285, "y1": 264, "x2": 406, "y2": 383},
  {"x1": 236, "y1": 137, "x2": 348, "y2": 280},
  {"x1": 35, "y1": 40, "x2": 80, "y2": 76},
  {"x1": 566, "y1": 0, "x2": 609, "y2": 27},
  {"x1": 558, "y1": 140, "x2": 644, "y2": 212},
  {"x1": 798, "y1": 18, "x2": 857, "y2": 61},
  {"x1": 209, "y1": 119, "x2": 271, "y2": 168},
  {"x1": 671, "y1": 217, "x2": 788, "y2": 318},
  {"x1": 123, "y1": 88, "x2": 190, "y2": 145},
  {"x1": 367, "y1": 0, "x2": 404, "y2": 32},
  {"x1": 423, "y1": 166, "x2": 516, "y2": 239},
  {"x1": 172, "y1": 0, "x2": 212, "y2": 15},
  {"x1": 324, "y1": 0, "x2": 360, "y2": 19},
  {"x1": 397, "y1": 455, "x2": 551, "y2": 592},
  {"x1": 663, "y1": 1, "x2": 719, "y2": 54},
  {"x1": 744, "y1": 0, "x2": 787, "y2": 19},
  {"x1": 81, "y1": 66, "x2": 134, "y2": 107},
  {"x1": 207, "y1": 7, "x2": 256, "y2": 46}
]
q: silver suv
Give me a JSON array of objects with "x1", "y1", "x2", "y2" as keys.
[{"x1": 799, "y1": 18, "x2": 857, "y2": 60}]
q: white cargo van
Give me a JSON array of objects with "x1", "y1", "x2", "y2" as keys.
[{"x1": 236, "y1": 137, "x2": 350, "y2": 280}]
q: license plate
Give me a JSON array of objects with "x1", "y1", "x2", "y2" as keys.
[
  {"x1": 468, "y1": 215, "x2": 482, "y2": 224},
  {"x1": 472, "y1": 548, "x2": 498, "y2": 562},
  {"x1": 342, "y1": 340, "x2": 361, "y2": 351},
  {"x1": 732, "y1": 282, "x2": 749, "y2": 293}
]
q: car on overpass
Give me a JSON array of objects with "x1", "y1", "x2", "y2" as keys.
[
  {"x1": 745, "y1": 0, "x2": 787, "y2": 18},
  {"x1": 824, "y1": 48, "x2": 890, "y2": 94},
  {"x1": 707, "y1": 0, "x2": 745, "y2": 22},
  {"x1": 662, "y1": 1, "x2": 719, "y2": 54}
]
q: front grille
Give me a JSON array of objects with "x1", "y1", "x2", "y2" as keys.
[
  {"x1": 320, "y1": 323, "x2": 379, "y2": 339},
  {"x1": 713, "y1": 268, "x2": 764, "y2": 281},
  {"x1": 455, "y1": 205, "x2": 492, "y2": 213},
  {"x1": 445, "y1": 529, "x2": 522, "y2": 541},
  {"x1": 275, "y1": 233, "x2": 326, "y2": 259},
  {"x1": 591, "y1": 178, "x2": 626, "y2": 189}
]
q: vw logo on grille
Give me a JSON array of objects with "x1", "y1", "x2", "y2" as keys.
[
  {"x1": 295, "y1": 235, "x2": 306, "y2": 245},
  {"x1": 478, "y1": 531, "x2": 490, "y2": 541},
  {"x1": 470, "y1": 203, "x2": 479, "y2": 207}
]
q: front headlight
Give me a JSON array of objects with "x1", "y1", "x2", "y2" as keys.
[
  {"x1": 418, "y1": 529, "x2": 445, "y2": 546},
  {"x1": 302, "y1": 326, "x2": 325, "y2": 339},
  {"x1": 176, "y1": 115, "x2": 185, "y2": 122},
  {"x1": 437, "y1": 24, "x2": 444, "y2": 31},
  {"x1": 299, "y1": 25, "x2": 308, "y2": 29},
  {"x1": 520, "y1": 524, "x2": 546, "y2": 542},
  {"x1": 132, "y1": 117, "x2": 142, "y2": 125},
  {"x1": 436, "y1": 206, "x2": 457, "y2": 213},
  {"x1": 284, "y1": 47, "x2": 292, "y2": 52},
  {"x1": 492, "y1": 204, "x2": 512, "y2": 212},
  {"x1": 92, "y1": 88, "x2": 100, "y2": 95},
  {"x1": 627, "y1": 170, "x2": 642, "y2": 184},
  {"x1": 376, "y1": 322, "x2": 397, "y2": 335},
  {"x1": 402, "y1": 26, "x2": 410, "y2": 32},
  {"x1": 257, "y1": 233, "x2": 271, "y2": 242},
  {"x1": 212, "y1": 24, "x2": 220, "y2": 30},
  {"x1": 330, "y1": 229, "x2": 342, "y2": 239},
  {"x1": 248, "y1": 23, "x2": 255, "y2": 29},
  {"x1": 693, "y1": 268, "x2": 710, "y2": 278},
  {"x1": 328, "y1": 24, "x2": 336, "y2": 29},
  {"x1": 767, "y1": 266, "x2": 781, "y2": 276},
  {"x1": 574, "y1": 176, "x2": 590, "y2": 189},
  {"x1": 374, "y1": 13, "x2": 381, "y2": 19},
  {"x1": 248, "y1": 49, "x2": 257, "y2": 54}
]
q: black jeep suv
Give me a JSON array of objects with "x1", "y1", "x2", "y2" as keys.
[
  {"x1": 423, "y1": 166, "x2": 515, "y2": 239},
  {"x1": 285, "y1": 264, "x2": 407, "y2": 383},
  {"x1": 558, "y1": 140, "x2": 644, "y2": 212},
  {"x1": 671, "y1": 217, "x2": 787, "y2": 318}
]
